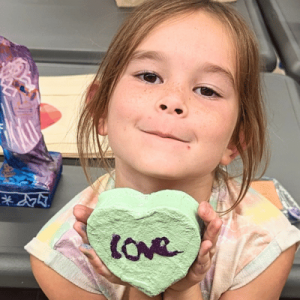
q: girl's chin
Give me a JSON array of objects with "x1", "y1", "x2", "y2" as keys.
[{"x1": 133, "y1": 167, "x2": 196, "y2": 183}]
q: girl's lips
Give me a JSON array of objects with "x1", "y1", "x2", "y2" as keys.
[{"x1": 142, "y1": 130, "x2": 189, "y2": 143}]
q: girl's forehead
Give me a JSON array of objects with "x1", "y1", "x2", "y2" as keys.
[
  {"x1": 136, "y1": 11, "x2": 235, "y2": 53},
  {"x1": 132, "y1": 10, "x2": 237, "y2": 79},
  {"x1": 141, "y1": 10, "x2": 231, "y2": 40}
]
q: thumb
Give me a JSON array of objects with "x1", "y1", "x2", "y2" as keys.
[{"x1": 73, "y1": 204, "x2": 94, "y2": 224}]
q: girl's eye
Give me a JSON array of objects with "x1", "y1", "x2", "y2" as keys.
[
  {"x1": 194, "y1": 87, "x2": 221, "y2": 98},
  {"x1": 136, "y1": 72, "x2": 163, "y2": 84}
]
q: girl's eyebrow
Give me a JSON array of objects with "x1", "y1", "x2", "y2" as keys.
[
  {"x1": 130, "y1": 50, "x2": 235, "y2": 88},
  {"x1": 202, "y1": 63, "x2": 235, "y2": 88},
  {"x1": 130, "y1": 50, "x2": 167, "y2": 62}
]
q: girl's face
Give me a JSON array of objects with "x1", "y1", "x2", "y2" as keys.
[{"x1": 101, "y1": 11, "x2": 239, "y2": 193}]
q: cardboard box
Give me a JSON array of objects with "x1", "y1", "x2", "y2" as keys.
[{"x1": 115, "y1": 0, "x2": 145, "y2": 7}]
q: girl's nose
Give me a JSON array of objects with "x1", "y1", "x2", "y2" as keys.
[
  {"x1": 156, "y1": 91, "x2": 188, "y2": 117},
  {"x1": 159, "y1": 104, "x2": 184, "y2": 115}
]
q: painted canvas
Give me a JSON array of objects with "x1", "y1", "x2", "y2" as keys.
[{"x1": 0, "y1": 36, "x2": 62, "y2": 208}]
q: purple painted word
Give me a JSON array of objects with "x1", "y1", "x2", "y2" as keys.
[{"x1": 110, "y1": 234, "x2": 183, "y2": 261}]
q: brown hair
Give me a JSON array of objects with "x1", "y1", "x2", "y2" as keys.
[{"x1": 77, "y1": 0, "x2": 269, "y2": 213}]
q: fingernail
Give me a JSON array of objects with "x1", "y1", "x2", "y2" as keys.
[
  {"x1": 80, "y1": 244, "x2": 93, "y2": 259},
  {"x1": 81, "y1": 224, "x2": 87, "y2": 233},
  {"x1": 81, "y1": 243, "x2": 92, "y2": 250},
  {"x1": 200, "y1": 202, "x2": 208, "y2": 215}
]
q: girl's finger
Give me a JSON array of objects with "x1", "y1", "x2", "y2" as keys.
[
  {"x1": 73, "y1": 204, "x2": 94, "y2": 224},
  {"x1": 188, "y1": 240, "x2": 213, "y2": 281},
  {"x1": 202, "y1": 217, "x2": 222, "y2": 246},
  {"x1": 196, "y1": 240, "x2": 213, "y2": 271},
  {"x1": 167, "y1": 240, "x2": 214, "y2": 290},
  {"x1": 199, "y1": 239, "x2": 213, "y2": 258},
  {"x1": 80, "y1": 244, "x2": 112, "y2": 277},
  {"x1": 73, "y1": 221, "x2": 89, "y2": 244},
  {"x1": 79, "y1": 244, "x2": 128, "y2": 286},
  {"x1": 198, "y1": 201, "x2": 219, "y2": 226}
]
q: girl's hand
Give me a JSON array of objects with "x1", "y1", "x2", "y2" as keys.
[
  {"x1": 73, "y1": 205, "x2": 163, "y2": 300},
  {"x1": 73, "y1": 202, "x2": 222, "y2": 299},
  {"x1": 164, "y1": 201, "x2": 222, "y2": 298},
  {"x1": 73, "y1": 204, "x2": 128, "y2": 285}
]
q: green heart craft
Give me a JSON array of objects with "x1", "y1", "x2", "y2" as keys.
[{"x1": 87, "y1": 188, "x2": 202, "y2": 296}]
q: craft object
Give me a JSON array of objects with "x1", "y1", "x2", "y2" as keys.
[
  {"x1": 0, "y1": 36, "x2": 62, "y2": 208},
  {"x1": 87, "y1": 188, "x2": 202, "y2": 296}
]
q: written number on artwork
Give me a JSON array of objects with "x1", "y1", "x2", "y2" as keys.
[{"x1": 110, "y1": 234, "x2": 183, "y2": 261}]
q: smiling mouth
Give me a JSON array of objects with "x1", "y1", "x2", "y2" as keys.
[{"x1": 143, "y1": 130, "x2": 188, "y2": 143}]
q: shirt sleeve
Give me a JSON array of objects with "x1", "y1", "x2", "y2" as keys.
[
  {"x1": 208, "y1": 182, "x2": 300, "y2": 300},
  {"x1": 25, "y1": 180, "x2": 125, "y2": 300},
  {"x1": 230, "y1": 221, "x2": 300, "y2": 290}
]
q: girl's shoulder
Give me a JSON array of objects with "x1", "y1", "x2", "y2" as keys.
[
  {"x1": 34, "y1": 172, "x2": 113, "y2": 246},
  {"x1": 24, "y1": 172, "x2": 124, "y2": 298},
  {"x1": 205, "y1": 178, "x2": 300, "y2": 298},
  {"x1": 214, "y1": 177, "x2": 300, "y2": 279},
  {"x1": 217, "y1": 177, "x2": 293, "y2": 231}
]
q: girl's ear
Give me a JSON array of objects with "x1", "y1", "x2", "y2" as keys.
[
  {"x1": 86, "y1": 81, "x2": 108, "y2": 136},
  {"x1": 86, "y1": 82, "x2": 99, "y2": 103},
  {"x1": 98, "y1": 118, "x2": 108, "y2": 136},
  {"x1": 220, "y1": 131, "x2": 246, "y2": 166},
  {"x1": 220, "y1": 143, "x2": 239, "y2": 166}
]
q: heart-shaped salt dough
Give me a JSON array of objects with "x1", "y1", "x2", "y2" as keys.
[{"x1": 87, "y1": 188, "x2": 202, "y2": 296}]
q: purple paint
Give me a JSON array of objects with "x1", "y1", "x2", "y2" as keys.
[
  {"x1": 122, "y1": 237, "x2": 140, "y2": 261},
  {"x1": 110, "y1": 234, "x2": 122, "y2": 259},
  {"x1": 110, "y1": 234, "x2": 183, "y2": 261}
]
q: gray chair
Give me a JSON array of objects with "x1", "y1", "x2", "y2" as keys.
[
  {"x1": 257, "y1": 0, "x2": 300, "y2": 83},
  {"x1": 0, "y1": 0, "x2": 127, "y2": 65},
  {"x1": 231, "y1": 0, "x2": 277, "y2": 72}
]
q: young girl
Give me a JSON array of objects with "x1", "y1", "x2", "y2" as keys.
[{"x1": 25, "y1": 0, "x2": 300, "y2": 299}]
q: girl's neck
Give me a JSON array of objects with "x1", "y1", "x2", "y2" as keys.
[{"x1": 114, "y1": 163, "x2": 214, "y2": 204}]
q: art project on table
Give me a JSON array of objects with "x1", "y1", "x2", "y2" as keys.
[{"x1": 0, "y1": 36, "x2": 62, "y2": 208}]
